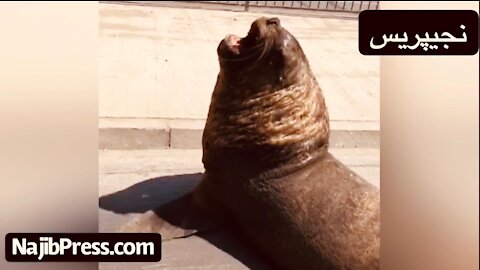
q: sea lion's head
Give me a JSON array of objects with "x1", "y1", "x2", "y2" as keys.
[
  {"x1": 217, "y1": 17, "x2": 307, "y2": 91},
  {"x1": 204, "y1": 17, "x2": 330, "y2": 168}
]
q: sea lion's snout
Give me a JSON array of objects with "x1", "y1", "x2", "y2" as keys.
[
  {"x1": 218, "y1": 17, "x2": 284, "y2": 60},
  {"x1": 217, "y1": 16, "x2": 308, "y2": 90},
  {"x1": 248, "y1": 17, "x2": 281, "y2": 41},
  {"x1": 253, "y1": 17, "x2": 281, "y2": 29}
]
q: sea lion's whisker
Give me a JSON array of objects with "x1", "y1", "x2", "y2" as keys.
[{"x1": 219, "y1": 41, "x2": 267, "y2": 62}]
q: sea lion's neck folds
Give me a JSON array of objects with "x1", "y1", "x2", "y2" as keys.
[{"x1": 203, "y1": 73, "x2": 330, "y2": 167}]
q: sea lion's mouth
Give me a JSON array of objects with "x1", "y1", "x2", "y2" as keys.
[
  {"x1": 223, "y1": 34, "x2": 242, "y2": 55},
  {"x1": 219, "y1": 17, "x2": 281, "y2": 60}
]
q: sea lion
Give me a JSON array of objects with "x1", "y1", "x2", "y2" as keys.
[{"x1": 119, "y1": 17, "x2": 380, "y2": 270}]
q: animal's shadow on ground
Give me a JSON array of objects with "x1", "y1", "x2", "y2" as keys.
[{"x1": 99, "y1": 173, "x2": 273, "y2": 270}]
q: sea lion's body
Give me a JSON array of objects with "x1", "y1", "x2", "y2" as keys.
[
  {"x1": 120, "y1": 17, "x2": 380, "y2": 270},
  {"x1": 196, "y1": 150, "x2": 379, "y2": 270}
]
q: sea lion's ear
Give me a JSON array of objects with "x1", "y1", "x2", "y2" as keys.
[{"x1": 118, "y1": 193, "x2": 218, "y2": 241}]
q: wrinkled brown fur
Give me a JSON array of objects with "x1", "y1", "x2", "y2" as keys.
[{"x1": 120, "y1": 17, "x2": 380, "y2": 270}]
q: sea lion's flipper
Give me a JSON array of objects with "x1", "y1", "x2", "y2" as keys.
[{"x1": 118, "y1": 192, "x2": 218, "y2": 241}]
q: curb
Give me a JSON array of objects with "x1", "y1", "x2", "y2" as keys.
[
  {"x1": 99, "y1": 126, "x2": 379, "y2": 150},
  {"x1": 99, "y1": 118, "x2": 380, "y2": 150}
]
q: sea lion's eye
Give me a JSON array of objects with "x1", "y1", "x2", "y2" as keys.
[{"x1": 266, "y1": 18, "x2": 279, "y2": 26}]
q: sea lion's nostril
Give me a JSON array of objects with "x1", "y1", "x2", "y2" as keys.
[{"x1": 266, "y1": 17, "x2": 280, "y2": 26}]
